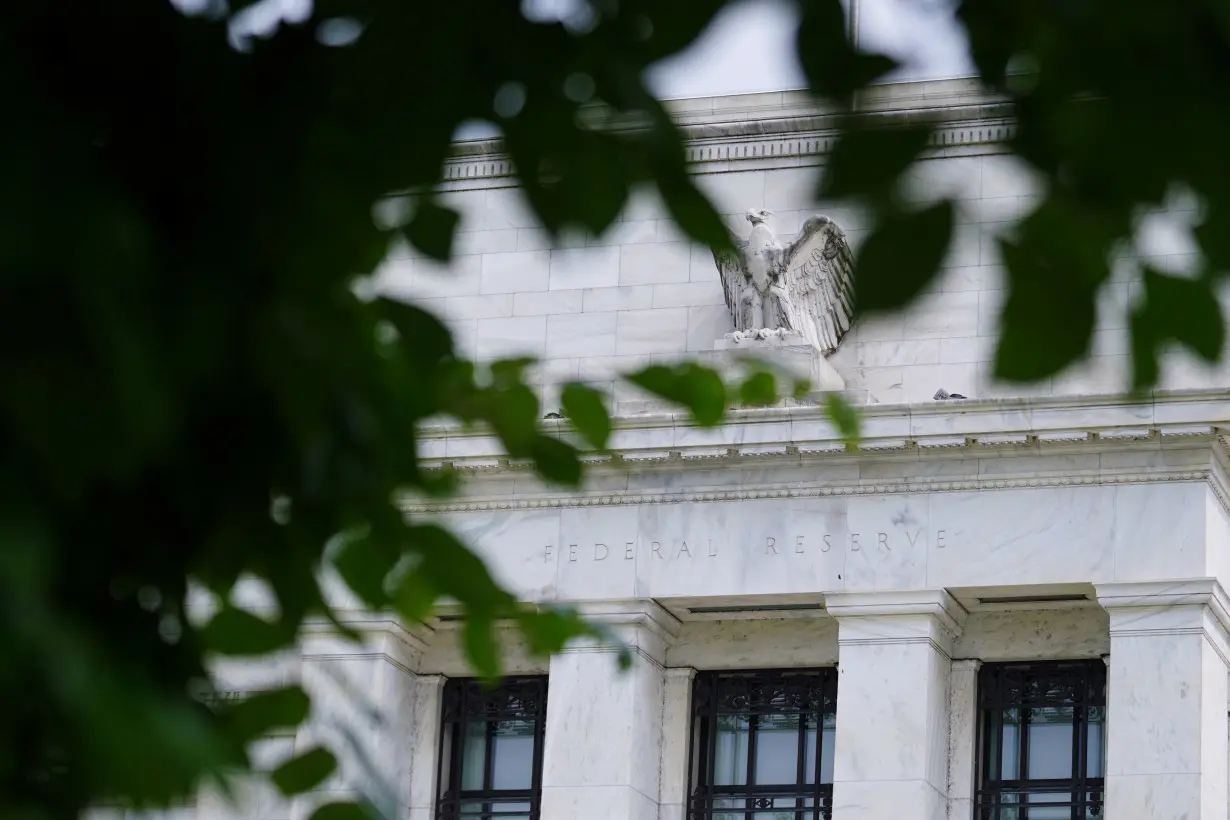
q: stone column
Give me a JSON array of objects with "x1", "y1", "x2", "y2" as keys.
[
  {"x1": 946, "y1": 659, "x2": 981, "y2": 820},
  {"x1": 826, "y1": 590, "x2": 967, "y2": 820},
  {"x1": 1096, "y1": 580, "x2": 1230, "y2": 819},
  {"x1": 291, "y1": 621, "x2": 427, "y2": 820},
  {"x1": 658, "y1": 667, "x2": 697, "y2": 820},
  {"x1": 406, "y1": 674, "x2": 445, "y2": 820},
  {"x1": 539, "y1": 601, "x2": 680, "y2": 820}
]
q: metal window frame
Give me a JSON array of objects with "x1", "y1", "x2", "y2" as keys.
[
  {"x1": 687, "y1": 668, "x2": 838, "y2": 820},
  {"x1": 975, "y1": 660, "x2": 1106, "y2": 820},
  {"x1": 436, "y1": 676, "x2": 548, "y2": 820}
]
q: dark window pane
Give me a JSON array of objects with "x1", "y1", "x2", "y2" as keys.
[
  {"x1": 439, "y1": 678, "x2": 546, "y2": 820},
  {"x1": 714, "y1": 714, "x2": 751, "y2": 786},
  {"x1": 1086, "y1": 707, "x2": 1105, "y2": 778},
  {"x1": 691, "y1": 669, "x2": 836, "y2": 820},
  {"x1": 491, "y1": 720, "x2": 535, "y2": 789},
  {"x1": 1000, "y1": 709, "x2": 1020, "y2": 780},
  {"x1": 1026, "y1": 707, "x2": 1074, "y2": 780},
  {"x1": 461, "y1": 720, "x2": 486, "y2": 790},
  {"x1": 820, "y1": 715, "x2": 836, "y2": 785},
  {"x1": 805, "y1": 724, "x2": 817, "y2": 785},
  {"x1": 753, "y1": 713, "x2": 800, "y2": 784},
  {"x1": 976, "y1": 661, "x2": 1105, "y2": 820}
]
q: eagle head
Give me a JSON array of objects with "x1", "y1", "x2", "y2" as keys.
[{"x1": 745, "y1": 208, "x2": 773, "y2": 225}]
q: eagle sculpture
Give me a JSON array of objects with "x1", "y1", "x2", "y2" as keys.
[{"x1": 712, "y1": 209, "x2": 856, "y2": 356}]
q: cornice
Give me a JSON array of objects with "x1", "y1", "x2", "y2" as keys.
[
  {"x1": 405, "y1": 390, "x2": 1230, "y2": 516},
  {"x1": 408, "y1": 470, "x2": 1218, "y2": 513},
  {"x1": 442, "y1": 79, "x2": 1013, "y2": 186}
]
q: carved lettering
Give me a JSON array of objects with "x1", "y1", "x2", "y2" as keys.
[{"x1": 544, "y1": 523, "x2": 960, "y2": 564}]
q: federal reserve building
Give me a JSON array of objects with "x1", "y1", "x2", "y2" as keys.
[{"x1": 170, "y1": 74, "x2": 1230, "y2": 820}]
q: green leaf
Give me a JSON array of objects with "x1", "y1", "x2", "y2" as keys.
[
  {"x1": 514, "y1": 606, "x2": 590, "y2": 654},
  {"x1": 529, "y1": 435, "x2": 583, "y2": 486},
  {"x1": 821, "y1": 124, "x2": 935, "y2": 200},
  {"x1": 993, "y1": 236, "x2": 1100, "y2": 382},
  {"x1": 1129, "y1": 267, "x2": 1225, "y2": 390},
  {"x1": 392, "y1": 567, "x2": 439, "y2": 624},
  {"x1": 796, "y1": 0, "x2": 898, "y2": 104},
  {"x1": 738, "y1": 371, "x2": 777, "y2": 406},
  {"x1": 200, "y1": 607, "x2": 291, "y2": 656},
  {"x1": 309, "y1": 802, "x2": 375, "y2": 820},
  {"x1": 403, "y1": 200, "x2": 461, "y2": 262},
  {"x1": 484, "y1": 383, "x2": 541, "y2": 459},
  {"x1": 657, "y1": 169, "x2": 734, "y2": 253},
  {"x1": 272, "y1": 747, "x2": 338, "y2": 796},
  {"x1": 626, "y1": 363, "x2": 727, "y2": 426},
  {"x1": 825, "y1": 393, "x2": 861, "y2": 447},
  {"x1": 463, "y1": 612, "x2": 502, "y2": 684},
  {"x1": 332, "y1": 531, "x2": 397, "y2": 608},
  {"x1": 853, "y1": 201, "x2": 954, "y2": 313},
  {"x1": 560, "y1": 382, "x2": 611, "y2": 450},
  {"x1": 222, "y1": 686, "x2": 311, "y2": 743}
]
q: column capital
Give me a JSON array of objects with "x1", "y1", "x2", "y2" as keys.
[
  {"x1": 1095, "y1": 578, "x2": 1230, "y2": 614},
  {"x1": 1096, "y1": 579, "x2": 1230, "y2": 667},
  {"x1": 556, "y1": 599, "x2": 682, "y2": 665},
  {"x1": 951, "y1": 658, "x2": 983, "y2": 673},
  {"x1": 821, "y1": 590, "x2": 964, "y2": 658},
  {"x1": 300, "y1": 619, "x2": 427, "y2": 676},
  {"x1": 664, "y1": 666, "x2": 698, "y2": 683},
  {"x1": 826, "y1": 589, "x2": 968, "y2": 641}
]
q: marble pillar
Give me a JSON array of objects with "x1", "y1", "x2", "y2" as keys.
[
  {"x1": 946, "y1": 659, "x2": 981, "y2": 820},
  {"x1": 826, "y1": 590, "x2": 967, "y2": 820},
  {"x1": 290, "y1": 622, "x2": 426, "y2": 820},
  {"x1": 1096, "y1": 580, "x2": 1230, "y2": 819},
  {"x1": 406, "y1": 675, "x2": 445, "y2": 820},
  {"x1": 658, "y1": 667, "x2": 697, "y2": 820},
  {"x1": 539, "y1": 601, "x2": 681, "y2": 820}
]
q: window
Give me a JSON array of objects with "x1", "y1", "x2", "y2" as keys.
[
  {"x1": 976, "y1": 660, "x2": 1107, "y2": 819},
  {"x1": 437, "y1": 677, "x2": 547, "y2": 820},
  {"x1": 689, "y1": 669, "x2": 838, "y2": 820}
]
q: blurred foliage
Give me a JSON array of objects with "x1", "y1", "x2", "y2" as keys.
[{"x1": 1, "y1": 0, "x2": 1227, "y2": 817}]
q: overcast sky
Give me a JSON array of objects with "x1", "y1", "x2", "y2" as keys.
[{"x1": 646, "y1": 0, "x2": 972, "y2": 99}]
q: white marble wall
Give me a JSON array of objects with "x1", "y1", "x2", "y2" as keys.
[
  {"x1": 187, "y1": 588, "x2": 1230, "y2": 820},
  {"x1": 436, "y1": 480, "x2": 1217, "y2": 605},
  {"x1": 378, "y1": 86, "x2": 1230, "y2": 407}
]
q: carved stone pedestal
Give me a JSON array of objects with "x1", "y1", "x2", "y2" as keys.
[{"x1": 712, "y1": 332, "x2": 846, "y2": 394}]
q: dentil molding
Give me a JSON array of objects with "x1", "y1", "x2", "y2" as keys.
[{"x1": 442, "y1": 81, "x2": 1014, "y2": 187}]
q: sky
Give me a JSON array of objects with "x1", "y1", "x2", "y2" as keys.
[
  {"x1": 645, "y1": 0, "x2": 973, "y2": 100},
  {"x1": 203, "y1": 0, "x2": 974, "y2": 135}
]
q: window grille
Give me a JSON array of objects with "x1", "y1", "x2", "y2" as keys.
[
  {"x1": 975, "y1": 660, "x2": 1107, "y2": 819},
  {"x1": 437, "y1": 677, "x2": 548, "y2": 820},
  {"x1": 688, "y1": 668, "x2": 838, "y2": 820}
]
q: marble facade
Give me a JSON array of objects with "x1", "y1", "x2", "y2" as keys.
[{"x1": 102, "y1": 77, "x2": 1230, "y2": 820}]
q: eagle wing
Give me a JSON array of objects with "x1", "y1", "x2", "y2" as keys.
[
  {"x1": 781, "y1": 215, "x2": 855, "y2": 355},
  {"x1": 712, "y1": 230, "x2": 752, "y2": 332}
]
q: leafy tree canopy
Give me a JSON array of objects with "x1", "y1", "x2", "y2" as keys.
[{"x1": 2, "y1": 0, "x2": 1227, "y2": 817}]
